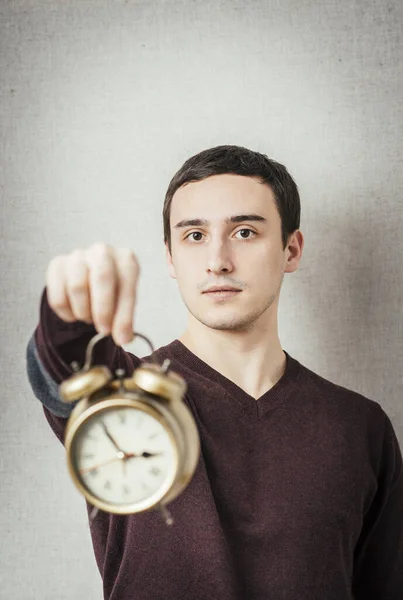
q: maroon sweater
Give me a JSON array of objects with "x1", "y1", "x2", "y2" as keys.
[{"x1": 26, "y1": 288, "x2": 403, "y2": 600}]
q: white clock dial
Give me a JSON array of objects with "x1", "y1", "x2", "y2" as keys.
[{"x1": 73, "y1": 406, "x2": 177, "y2": 506}]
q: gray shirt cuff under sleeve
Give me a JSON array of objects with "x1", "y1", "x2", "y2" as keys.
[{"x1": 26, "y1": 333, "x2": 75, "y2": 418}]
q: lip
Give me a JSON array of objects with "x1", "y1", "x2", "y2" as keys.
[{"x1": 203, "y1": 286, "x2": 241, "y2": 293}]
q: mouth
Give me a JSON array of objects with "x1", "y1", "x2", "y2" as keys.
[
  {"x1": 202, "y1": 287, "x2": 242, "y2": 298},
  {"x1": 203, "y1": 286, "x2": 241, "y2": 293}
]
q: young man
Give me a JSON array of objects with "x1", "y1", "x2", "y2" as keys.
[{"x1": 26, "y1": 145, "x2": 403, "y2": 600}]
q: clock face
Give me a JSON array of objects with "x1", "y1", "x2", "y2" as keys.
[{"x1": 71, "y1": 406, "x2": 177, "y2": 507}]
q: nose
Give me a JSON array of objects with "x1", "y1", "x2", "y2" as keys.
[{"x1": 206, "y1": 239, "x2": 234, "y2": 275}]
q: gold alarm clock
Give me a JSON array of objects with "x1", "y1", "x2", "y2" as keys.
[{"x1": 59, "y1": 331, "x2": 200, "y2": 526}]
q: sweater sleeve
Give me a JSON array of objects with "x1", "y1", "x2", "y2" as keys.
[
  {"x1": 352, "y1": 410, "x2": 403, "y2": 599},
  {"x1": 26, "y1": 287, "x2": 140, "y2": 443}
]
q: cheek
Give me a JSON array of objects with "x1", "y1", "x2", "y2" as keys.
[
  {"x1": 174, "y1": 247, "x2": 203, "y2": 270},
  {"x1": 245, "y1": 250, "x2": 284, "y2": 283},
  {"x1": 173, "y1": 256, "x2": 198, "y2": 283}
]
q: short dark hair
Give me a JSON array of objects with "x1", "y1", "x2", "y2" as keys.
[{"x1": 163, "y1": 144, "x2": 300, "y2": 253}]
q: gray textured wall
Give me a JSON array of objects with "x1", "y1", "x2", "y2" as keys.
[{"x1": 1, "y1": 0, "x2": 402, "y2": 598}]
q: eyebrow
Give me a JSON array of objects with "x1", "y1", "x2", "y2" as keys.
[{"x1": 173, "y1": 214, "x2": 267, "y2": 229}]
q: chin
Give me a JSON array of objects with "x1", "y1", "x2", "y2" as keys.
[
  {"x1": 183, "y1": 292, "x2": 278, "y2": 332},
  {"x1": 193, "y1": 310, "x2": 259, "y2": 332},
  {"x1": 206, "y1": 320, "x2": 253, "y2": 332}
]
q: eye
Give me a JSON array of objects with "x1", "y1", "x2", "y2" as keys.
[
  {"x1": 234, "y1": 228, "x2": 256, "y2": 239},
  {"x1": 184, "y1": 231, "x2": 204, "y2": 242}
]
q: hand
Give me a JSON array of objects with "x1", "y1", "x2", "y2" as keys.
[{"x1": 45, "y1": 243, "x2": 140, "y2": 346}]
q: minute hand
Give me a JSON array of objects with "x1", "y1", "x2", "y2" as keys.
[{"x1": 101, "y1": 421, "x2": 124, "y2": 453}]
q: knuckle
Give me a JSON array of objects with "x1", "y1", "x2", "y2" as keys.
[
  {"x1": 67, "y1": 279, "x2": 87, "y2": 294},
  {"x1": 49, "y1": 297, "x2": 65, "y2": 311},
  {"x1": 48, "y1": 255, "x2": 63, "y2": 269},
  {"x1": 46, "y1": 255, "x2": 63, "y2": 278},
  {"x1": 116, "y1": 250, "x2": 140, "y2": 281},
  {"x1": 88, "y1": 242, "x2": 110, "y2": 256},
  {"x1": 65, "y1": 252, "x2": 88, "y2": 291},
  {"x1": 91, "y1": 267, "x2": 113, "y2": 284},
  {"x1": 56, "y1": 313, "x2": 75, "y2": 323},
  {"x1": 95, "y1": 313, "x2": 112, "y2": 329},
  {"x1": 68, "y1": 248, "x2": 86, "y2": 263},
  {"x1": 86, "y1": 246, "x2": 116, "y2": 283},
  {"x1": 116, "y1": 248, "x2": 138, "y2": 264},
  {"x1": 114, "y1": 318, "x2": 133, "y2": 333}
]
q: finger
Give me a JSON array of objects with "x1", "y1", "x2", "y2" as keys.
[
  {"x1": 111, "y1": 248, "x2": 139, "y2": 346},
  {"x1": 64, "y1": 249, "x2": 93, "y2": 324},
  {"x1": 45, "y1": 256, "x2": 76, "y2": 322},
  {"x1": 85, "y1": 243, "x2": 118, "y2": 335}
]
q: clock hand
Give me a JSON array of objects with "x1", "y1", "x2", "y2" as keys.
[
  {"x1": 121, "y1": 451, "x2": 163, "y2": 459},
  {"x1": 141, "y1": 451, "x2": 164, "y2": 458},
  {"x1": 101, "y1": 423, "x2": 164, "y2": 461},
  {"x1": 80, "y1": 452, "x2": 136, "y2": 474},
  {"x1": 121, "y1": 451, "x2": 163, "y2": 476},
  {"x1": 101, "y1": 421, "x2": 124, "y2": 453},
  {"x1": 82, "y1": 450, "x2": 164, "y2": 476}
]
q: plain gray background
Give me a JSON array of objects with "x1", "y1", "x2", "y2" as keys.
[{"x1": 1, "y1": 0, "x2": 402, "y2": 598}]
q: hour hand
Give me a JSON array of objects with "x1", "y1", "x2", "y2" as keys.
[{"x1": 141, "y1": 451, "x2": 164, "y2": 458}]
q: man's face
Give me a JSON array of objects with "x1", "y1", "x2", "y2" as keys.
[{"x1": 166, "y1": 174, "x2": 295, "y2": 332}]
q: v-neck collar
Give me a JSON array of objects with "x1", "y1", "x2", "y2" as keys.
[{"x1": 163, "y1": 340, "x2": 302, "y2": 419}]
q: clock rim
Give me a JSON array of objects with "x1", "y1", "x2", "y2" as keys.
[{"x1": 64, "y1": 396, "x2": 180, "y2": 515}]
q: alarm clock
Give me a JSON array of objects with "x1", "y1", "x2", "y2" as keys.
[{"x1": 58, "y1": 331, "x2": 200, "y2": 526}]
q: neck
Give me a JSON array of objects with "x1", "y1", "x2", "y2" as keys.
[{"x1": 178, "y1": 312, "x2": 286, "y2": 400}]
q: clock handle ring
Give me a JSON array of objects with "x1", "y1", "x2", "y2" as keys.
[{"x1": 82, "y1": 331, "x2": 157, "y2": 371}]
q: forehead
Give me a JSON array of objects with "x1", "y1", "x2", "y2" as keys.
[{"x1": 170, "y1": 174, "x2": 277, "y2": 222}]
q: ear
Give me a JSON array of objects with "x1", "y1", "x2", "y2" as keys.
[
  {"x1": 284, "y1": 230, "x2": 304, "y2": 274},
  {"x1": 165, "y1": 242, "x2": 177, "y2": 279}
]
